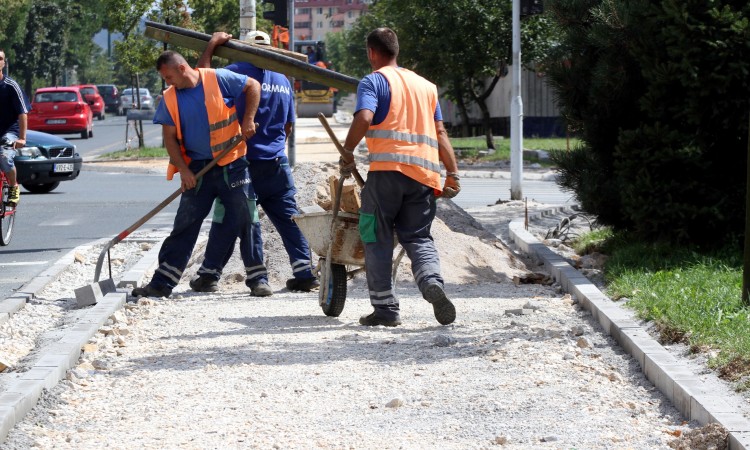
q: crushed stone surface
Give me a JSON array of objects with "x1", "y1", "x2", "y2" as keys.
[{"x1": 0, "y1": 162, "x2": 736, "y2": 449}]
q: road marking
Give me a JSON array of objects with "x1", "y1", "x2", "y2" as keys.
[
  {"x1": 0, "y1": 261, "x2": 49, "y2": 266},
  {"x1": 38, "y1": 218, "x2": 77, "y2": 226}
]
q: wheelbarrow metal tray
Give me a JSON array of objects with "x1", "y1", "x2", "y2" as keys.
[{"x1": 293, "y1": 210, "x2": 365, "y2": 266}]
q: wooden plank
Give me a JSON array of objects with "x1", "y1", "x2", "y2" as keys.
[{"x1": 144, "y1": 21, "x2": 360, "y2": 93}]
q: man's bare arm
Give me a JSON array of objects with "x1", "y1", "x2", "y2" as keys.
[{"x1": 197, "y1": 32, "x2": 232, "y2": 69}]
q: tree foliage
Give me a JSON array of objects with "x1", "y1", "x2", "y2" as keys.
[
  {"x1": 545, "y1": 0, "x2": 750, "y2": 244},
  {"x1": 328, "y1": 0, "x2": 557, "y2": 146}
]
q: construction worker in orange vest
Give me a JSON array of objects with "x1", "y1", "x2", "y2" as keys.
[
  {"x1": 131, "y1": 50, "x2": 260, "y2": 299},
  {"x1": 341, "y1": 28, "x2": 461, "y2": 327}
]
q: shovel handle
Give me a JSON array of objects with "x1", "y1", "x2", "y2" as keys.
[
  {"x1": 317, "y1": 113, "x2": 365, "y2": 188},
  {"x1": 93, "y1": 135, "x2": 246, "y2": 282}
]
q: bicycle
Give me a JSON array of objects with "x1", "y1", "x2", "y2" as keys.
[{"x1": 0, "y1": 136, "x2": 17, "y2": 245}]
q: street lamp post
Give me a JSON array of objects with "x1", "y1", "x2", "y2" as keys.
[{"x1": 510, "y1": 0, "x2": 524, "y2": 200}]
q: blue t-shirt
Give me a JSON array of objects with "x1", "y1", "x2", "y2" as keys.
[
  {"x1": 355, "y1": 71, "x2": 442, "y2": 125},
  {"x1": 0, "y1": 76, "x2": 31, "y2": 136},
  {"x1": 225, "y1": 61, "x2": 295, "y2": 160},
  {"x1": 153, "y1": 68, "x2": 249, "y2": 160}
]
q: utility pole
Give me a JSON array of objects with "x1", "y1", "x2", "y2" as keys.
[
  {"x1": 510, "y1": 0, "x2": 524, "y2": 200},
  {"x1": 288, "y1": 0, "x2": 296, "y2": 167},
  {"x1": 743, "y1": 110, "x2": 750, "y2": 305},
  {"x1": 239, "y1": 0, "x2": 257, "y2": 41}
]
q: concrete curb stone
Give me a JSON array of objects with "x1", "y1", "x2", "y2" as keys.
[
  {"x1": 0, "y1": 232, "x2": 171, "y2": 443},
  {"x1": 509, "y1": 210, "x2": 750, "y2": 450},
  {"x1": 0, "y1": 293, "x2": 126, "y2": 441}
]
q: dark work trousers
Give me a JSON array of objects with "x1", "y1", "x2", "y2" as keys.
[
  {"x1": 233, "y1": 155, "x2": 314, "y2": 284},
  {"x1": 358, "y1": 171, "x2": 444, "y2": 313},
  {"x1": 200, "y1": 155, "x2": 314, "y2": 285},
  {"x1": 150, "y1": 158, "x2": 251, "y2": 290}
]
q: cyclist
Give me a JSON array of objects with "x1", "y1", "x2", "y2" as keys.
[{"x1": 0, "y1": 49, "x2": 31, "y2": 205}]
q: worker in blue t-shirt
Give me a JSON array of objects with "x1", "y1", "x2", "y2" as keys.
[
  {"x1": 131, "y1": 50, "x2": 260, "y2": 299},
  {"x1": 190, "y1": 31, "x2": 319, "y2": 296}
]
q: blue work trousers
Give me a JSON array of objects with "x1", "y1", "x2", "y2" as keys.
[
  {"x1": 358, "y1": 171, "x2": 443, "y2": 312},
  {"x1": 150, "y1": 159, "x2": 251, "y2": 290},
  {"x1": 201, "y1": 155, "x2": 313, "y2": 284}
]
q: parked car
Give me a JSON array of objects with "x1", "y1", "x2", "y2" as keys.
[
  {"x1": 120, "y1": 88, "x2": 154, "y2": 113},
  {"x1": 75, "y1": 84, "x2": 105, "y2": 120},
  {"x1": 96, "y1": 84, "x2": 122, "y2": 116},
  {"x1": 27, "y1": 87, "x2": 94, "y2": 140},
  {"x1": 14, "y1": 130, "x2": 83, "y2": 193}
]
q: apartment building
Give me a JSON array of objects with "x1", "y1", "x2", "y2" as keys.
[{"x1": 293, "y1": 0, "x2": 370, "y2": 41}]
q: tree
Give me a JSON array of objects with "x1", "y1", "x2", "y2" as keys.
[
  {"x1": 545, "y1": 0, "x2": 750, "y2": 243},
  {"x1": 189, "y1": 0, "x2": 274, "y2": 37},
  {"x1": 13, "y1": 0, "x2": 68, "y2": 94},
  {"x1": 333, "y1": 0, "x2": 557, "y2": 148}
]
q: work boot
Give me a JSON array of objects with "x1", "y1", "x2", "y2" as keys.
[
  {"x1": 7, "y1": 185, "x2": 19, "y2": 205},
  {"x1": 189, "y1": 275, "x2": 218, "y2": 293},
  {"x1": 246, "y1": 279, "x2": 273, "y2": 297},
  {"x1": 131, "y1": 283, "x2": 172, "y2": 298},
  {"x1": 286, "y1": 277, "x2": 320, "y2": 292},
  {"x1": 423, "y1": 283, "x2": 456, "y2": 325},
  {"x1": 359, "y1": 311, "x2": 402, "y2": 327}
]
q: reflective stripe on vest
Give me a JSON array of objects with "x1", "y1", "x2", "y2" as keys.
[
  {"x1": 365, "y1": 66, "x2": 441, "y2": 191},
  {"x1": 163, "y1": 68, "x2": 247, "y2": 180}
]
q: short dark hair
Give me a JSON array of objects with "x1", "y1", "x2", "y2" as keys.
[
  {"x1": 366, "y1": 28, "x2": 399, "y2": 59},
  {"x1": 156, "y1": 50, "x2": 187, "y2": 70}
]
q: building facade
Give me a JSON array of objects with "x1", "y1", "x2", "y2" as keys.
[{"x1": 293, "y1": 0, "x2": 370, "y2": 41}]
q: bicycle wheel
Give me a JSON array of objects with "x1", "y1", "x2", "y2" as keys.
[
  {"x1": 320, "y1": 264, "x2": 347, "y2": 317},
  {"x1": 0, "y1": 181, "x2": 14, "y2": 246}
]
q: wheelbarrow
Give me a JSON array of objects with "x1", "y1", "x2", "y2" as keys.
[{"x1": 293, "y1": 114, "x2": 405, "y2": 316}]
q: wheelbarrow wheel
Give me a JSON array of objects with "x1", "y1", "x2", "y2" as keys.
[{"x1": 321, "y1": 263, "x2": 347, "y2": 317}]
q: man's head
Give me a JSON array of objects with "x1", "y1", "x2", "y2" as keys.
[
  {"x1": 156, "y1": 51, "x2": 196, "y2": 89},
  {"x1": 366, "y1": 28, "x2": 399, "y2": 67},
  {"x1": 0, "y1": 49, "x2": 6, "y2": 76}
]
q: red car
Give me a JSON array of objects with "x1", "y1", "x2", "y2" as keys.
[
  {"x1": 74, "y1": 84, "x2": 106, "y2": 120},
  {"x1": 27, "y1": 87, "x2": 94, "y2": 139}
]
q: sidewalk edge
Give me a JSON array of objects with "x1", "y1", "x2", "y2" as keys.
[{"x1": 509, "y1": 213, "x2": 750, "y2": 450}]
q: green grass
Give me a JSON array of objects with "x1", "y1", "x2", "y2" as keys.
[
  {"x1": 450, "y1": 136, "x2": 579, "y2": 163},
  {"x1": 100, "y1": 147, "x2": 168, "y2": 159},
  {"x1": 590, "y1": 233, "x2": 750, "y2": 382}
]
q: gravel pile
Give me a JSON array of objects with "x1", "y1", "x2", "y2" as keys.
[{"x1": 0, "y1": 162, "x2": 731, "y2": 449}]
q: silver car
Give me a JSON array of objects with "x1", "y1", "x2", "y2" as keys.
[{"x1": 120, "y1": 88, "x2": 154, "y2": 112}]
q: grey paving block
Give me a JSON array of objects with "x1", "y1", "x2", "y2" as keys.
[
  {"x1": 729, "y1": 431, "x2": 750, "y2": 450},
  {"x1": 617, "y1": 328, "x2": 663, "y2": 368},
  {"x1": 15, "y1": 275, "x2": 54, "y2": 298},
  {"x1": 5, "y1": 380, "x2": 44, "y2": 416},
  {"x1": 0, "y1": 297, "x2": 26, "y2": 315},
  {"x1": 57, "y1": 330, "x2": 93, "y2": 348},
  {"x1": 0, "y1": 406, "x2": 15, "y2": 442},
  {"x1": 74, "y1": 278, "x2": 116, "y2": 308},
  {"x1": 34, "y1": 354, "x2": 75, "y2": 376},
  {"x1": 691, "y1": 393, "x2": 739, "y2": 425},
  {"x1": 710, "y1": 412, "x2": 750, "y2": 432},
  {"x1": 117, "y1": 243, "x2": 161, "y2": 288},
  {"x1": 43, "y1": 343, "x2": 83, "y2": 368},
  {"x1": 20, "y1": 367, "x2": 62, "y2": 390}
]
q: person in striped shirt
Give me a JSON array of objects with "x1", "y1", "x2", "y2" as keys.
[{"x1": 0, "y1": 49, "x2": 30, "y2": 205}]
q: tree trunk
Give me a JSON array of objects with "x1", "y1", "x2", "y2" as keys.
[
  {"x1": 135, "y1": 73, "x2": 145, "y2": 148},
  {"x1": 452, "y1": 81, "x2": 471, "y2": 137}
]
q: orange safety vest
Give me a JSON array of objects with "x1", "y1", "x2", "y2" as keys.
[
  {"x1": 365, "y1": 66, "x2": 441, "y2": 192},
  {"x1": 162, "y1": 68, "x2": 247, "y2": 180}
]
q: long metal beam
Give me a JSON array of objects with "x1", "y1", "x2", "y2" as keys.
[{"x1": 144, "y1": 21, "x2": 360, "y2": 93}]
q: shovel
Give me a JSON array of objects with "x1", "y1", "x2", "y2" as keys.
[{"x1": 74, "y1": 135, "x2": 246, "y2": 307}]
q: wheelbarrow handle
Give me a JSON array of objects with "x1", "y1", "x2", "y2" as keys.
[
  {"x1": 93, "y1": 134, "x2": 246, "y2": 282},
  {"x1": 317, "y1": 113, "x2": 365, "y2": 188}
]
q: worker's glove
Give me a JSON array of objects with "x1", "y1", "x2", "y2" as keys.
[
  {"x1": 339, "y1": 157, "x2": 356, "y2": 177},
  {"x1": 440, "y1": 173, "x2": 461, "y2": 199}
]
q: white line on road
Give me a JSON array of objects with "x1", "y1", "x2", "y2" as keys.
[{"x1": 0, "y1": 261, "x2": 49, "y2": 266}]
